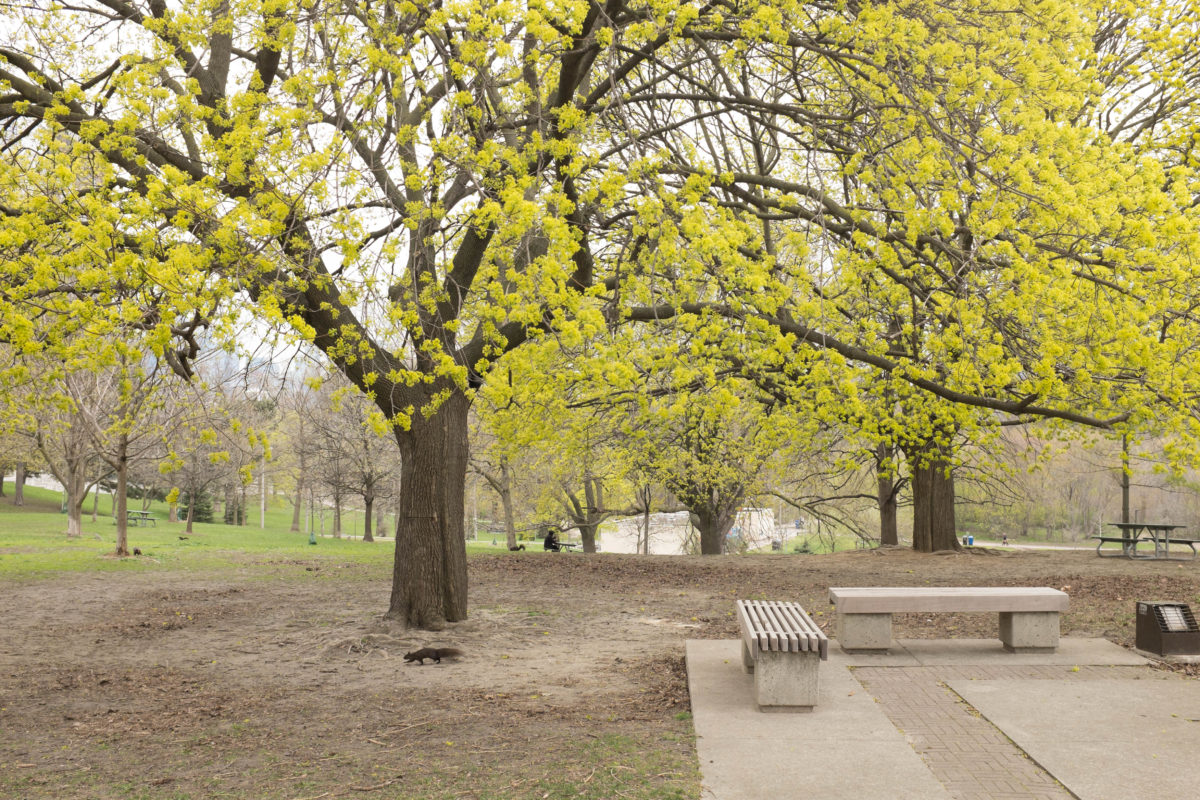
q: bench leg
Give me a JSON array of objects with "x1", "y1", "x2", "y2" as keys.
[
  {"x1": 741, "y1": 639, "x2": 754, "y2": 673},
  {"x1": 837, "y1": 613, "x2": 893, "y2": 651},
  {"x1": 999, "y1": 612, "x2": 1060, "y2": 653},
  {"x1": 753, "y1": 650, "x2": 820, "y2": 712}
]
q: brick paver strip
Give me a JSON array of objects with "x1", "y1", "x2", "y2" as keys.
[{"x1": 851, "y1": 665, "x2": 1171, "y2": 800}]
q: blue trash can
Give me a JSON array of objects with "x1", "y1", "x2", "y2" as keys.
[{"x1": 966, "y1": 534, "x2": 974, "y2": 546}]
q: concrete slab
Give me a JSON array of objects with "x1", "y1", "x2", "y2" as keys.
[
  {"x1": 686, "y1": 639, "x2": 953, "y2": 799},
  {"x1": 832, "y1": 637, "x2": 1147, "y2": 667},
  {"x1": 1135, "y1": 648, "x2": 1200, "y2": 665},
  {"x1": 951, "y1": 679, "x2": 1200, "y2": 800},
  {"x1": 828, "y1": 640, "x2": 921, "y2": 666}
]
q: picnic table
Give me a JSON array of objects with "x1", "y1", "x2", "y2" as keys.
[
  {"x1": 122, "y1": 510, "x2": 157, "y2": 527},
  {"x1": 1091, "y1": 522, "x2": 1196, "y2": 560}
]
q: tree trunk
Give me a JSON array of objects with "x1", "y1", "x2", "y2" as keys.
[
  {"x1": 574, "y1": 521, "x2": 597, "y2": 551},
  {"x1": 499, "y1": 460, "x2": 517, "y2": 550},
  {"x1": 185, "y1": 495, "x2": 195, "y2": 534},
  {"x1": 333, "y1": 492, "x2": 342, "y2": 538},
  {"x1": 114, "y1": 435, "x2": 130, "y2": 557},
  {"x1": 65, "y1": 470, "x2": 87, "y2": 538},
  {"x1": 363, "y1": 487, "x2": 375, "y2": 542},
  {"x1": 291, "y1": 479, "x2": 303, "y2": 532},
  {"x1": 1120, "y1": 433, "x2": 1131, "y2": 525},
  {"x1": 387, "y1": 388, "x2": 469, "y2": 629},
  {"x1": 640, "y1": 485, "x2": 652, "y2": 555},
  {"x1": 877, "y1": 443, "x2": 899, "y2": 546},
  {"x1": 91, "y1": 484, "x2": 100, "y2": 522},
  {"x1": 259, "y1": 458, "x2": 266, "y2": 529},
  {"x1": 581, "y1": 477, "x2": 602, "y2": 554},
  {"x1": 909, "y1": 447, "x2": 960, "y2": 553},
  {"x1": 693, "y1": 507, "x2": 737, "y2": 555},
  {"x1": 13, "y1": 461, "x2": 25, "y2": 506}
]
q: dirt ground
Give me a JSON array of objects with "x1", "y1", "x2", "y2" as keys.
[{"x1": 2, "y1": 546, "x2": 1198, "y2": 799}]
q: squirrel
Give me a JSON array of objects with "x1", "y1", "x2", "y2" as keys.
[
  {"x1": 508, "y1": 544, "x2": 525, "y2": 551},
  {"x1": 403, "y1": 647, "x2": 463, "y2": 665}
]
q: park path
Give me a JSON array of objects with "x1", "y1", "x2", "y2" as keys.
[
  {"x1": 852, "y1": 664, "x2": 1164, "y2": 800},
  {"x1": 687, "y1": 638, "x2": 1190, "y2": 800}
]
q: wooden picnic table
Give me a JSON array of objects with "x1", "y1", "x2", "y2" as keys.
[{"x1": 1092, "y1": 522, "x2": 1195, "y2": 560}]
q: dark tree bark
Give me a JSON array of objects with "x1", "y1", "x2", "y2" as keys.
[
  {"x1": 909, "y1": 443, "x2": 960, "y2": 553},
  {"x1": 876, "y1": 443, "x2": 899, "y2": 546},
  {"x1": 291, "y1": 480, "x2": 303, "y2": 531},
  {"x1": 333, "y1": 491, "x2": 342, "y2": 538},
  {"x1": 498, "y1": 461, "x2": 517, "y2": 550},
  {"x1": 1120, "y1": 433, "x2": 1131, "y2": 524},
  {"x1": 13, "y1": 462, "x2": 25, "y2": 506},
  {"x1": 637, "y1": 484, "x2": 652, "y2": 554},
  {"x1": 562, "y1": 476, "x2": 612, "y2": 554},
  {"x1": 290, "y1": 416, "x2": 306, "y2": 532},
  {"x1": 114, "y1": 434, "x2": 130, "y2": 557},
  {"x1": 387, "y1": 388, "x2": 469, "y2": 629},
  {"x1": 690, "y1": 503, "x2": 740, "y2": 555},
  {"x1": 362, "y1": 484, "x2": 375, "y2": 542},
  {"x1": 478, "y1": 456, "x2": 519, "y2": 550}
]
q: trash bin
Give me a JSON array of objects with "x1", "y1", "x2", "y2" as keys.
[
  {"x1": 966, "y1": 535, "x2": 974, "y2": 546},
  {"x1": 1135, "y1": 602, "x2": 1200, "y2": 656}
]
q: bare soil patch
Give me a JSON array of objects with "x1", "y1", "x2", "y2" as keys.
[{"x1": 2, "y1": 547, "x2": 1197, "y2": 799}]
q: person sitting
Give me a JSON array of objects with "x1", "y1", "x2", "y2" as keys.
[{"x1": 543, "y1": 527, "x2": 561, "y2": 552}]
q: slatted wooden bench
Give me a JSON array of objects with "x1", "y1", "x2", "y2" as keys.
[
  {"x1": 828, "y1": 587, "x2": 1069, "y2": 653},
  {"x1": 736, "y1": 600, "x2": 829, "y2": 712}
]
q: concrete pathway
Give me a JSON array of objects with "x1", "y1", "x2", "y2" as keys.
[{"x1": 687, "y1": 638, "x2": 1196, "y2": 800}]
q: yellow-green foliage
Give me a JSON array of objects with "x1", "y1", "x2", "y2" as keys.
[{"x1": 2, "y1": 0, "x2": 1199, "y2": 471}]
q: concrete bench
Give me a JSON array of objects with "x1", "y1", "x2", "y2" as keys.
[
  {"x1": 736, "y1": 600, "x2": 829, "y2": 712},
  {"x1": 828, "y1": 587, "x2": 1069, "y2": 654}
]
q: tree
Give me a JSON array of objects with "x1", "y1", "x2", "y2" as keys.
[
  {"x1": 276, "y1": 376, "x2": 321, "y2": 533},
  {"x1": 604, "y1": 4, "x2": 1200, "y2": 549},
  {"x1": 468, "y1": 439, "x2": 520, "y2": 551},
  {"x1": 6, "y1": 0, "x2": 1200, "y2": 622},
  {"x1": 306, "y1": 380, "x2": 398, "y2": 541},
  {"x1": 72, "y1": 352, "x2": 176, "y2": 556},
  {"x1": 26, "y1": 369, "x2": 108, "y2": 538},
  {"x1": 160, "y1": 379, "x2": 261, "y2": 534}
]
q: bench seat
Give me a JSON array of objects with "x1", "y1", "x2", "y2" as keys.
[
  {"x1": 736, "y1": 600, "x2": 828, "y2": 712},
  {"x1": 1090, "y1": 535, "x2": 1142, "y2": 558},
  {"x1": 828, "y1": 587, "x2": 1068, "y2": 654},
  {"x1": 1161, "y1": 537, "x2": 1200, "y2": 557},
  {"x1": 1090, "y1": 535, "x2": 1198, "y2": 560}
]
